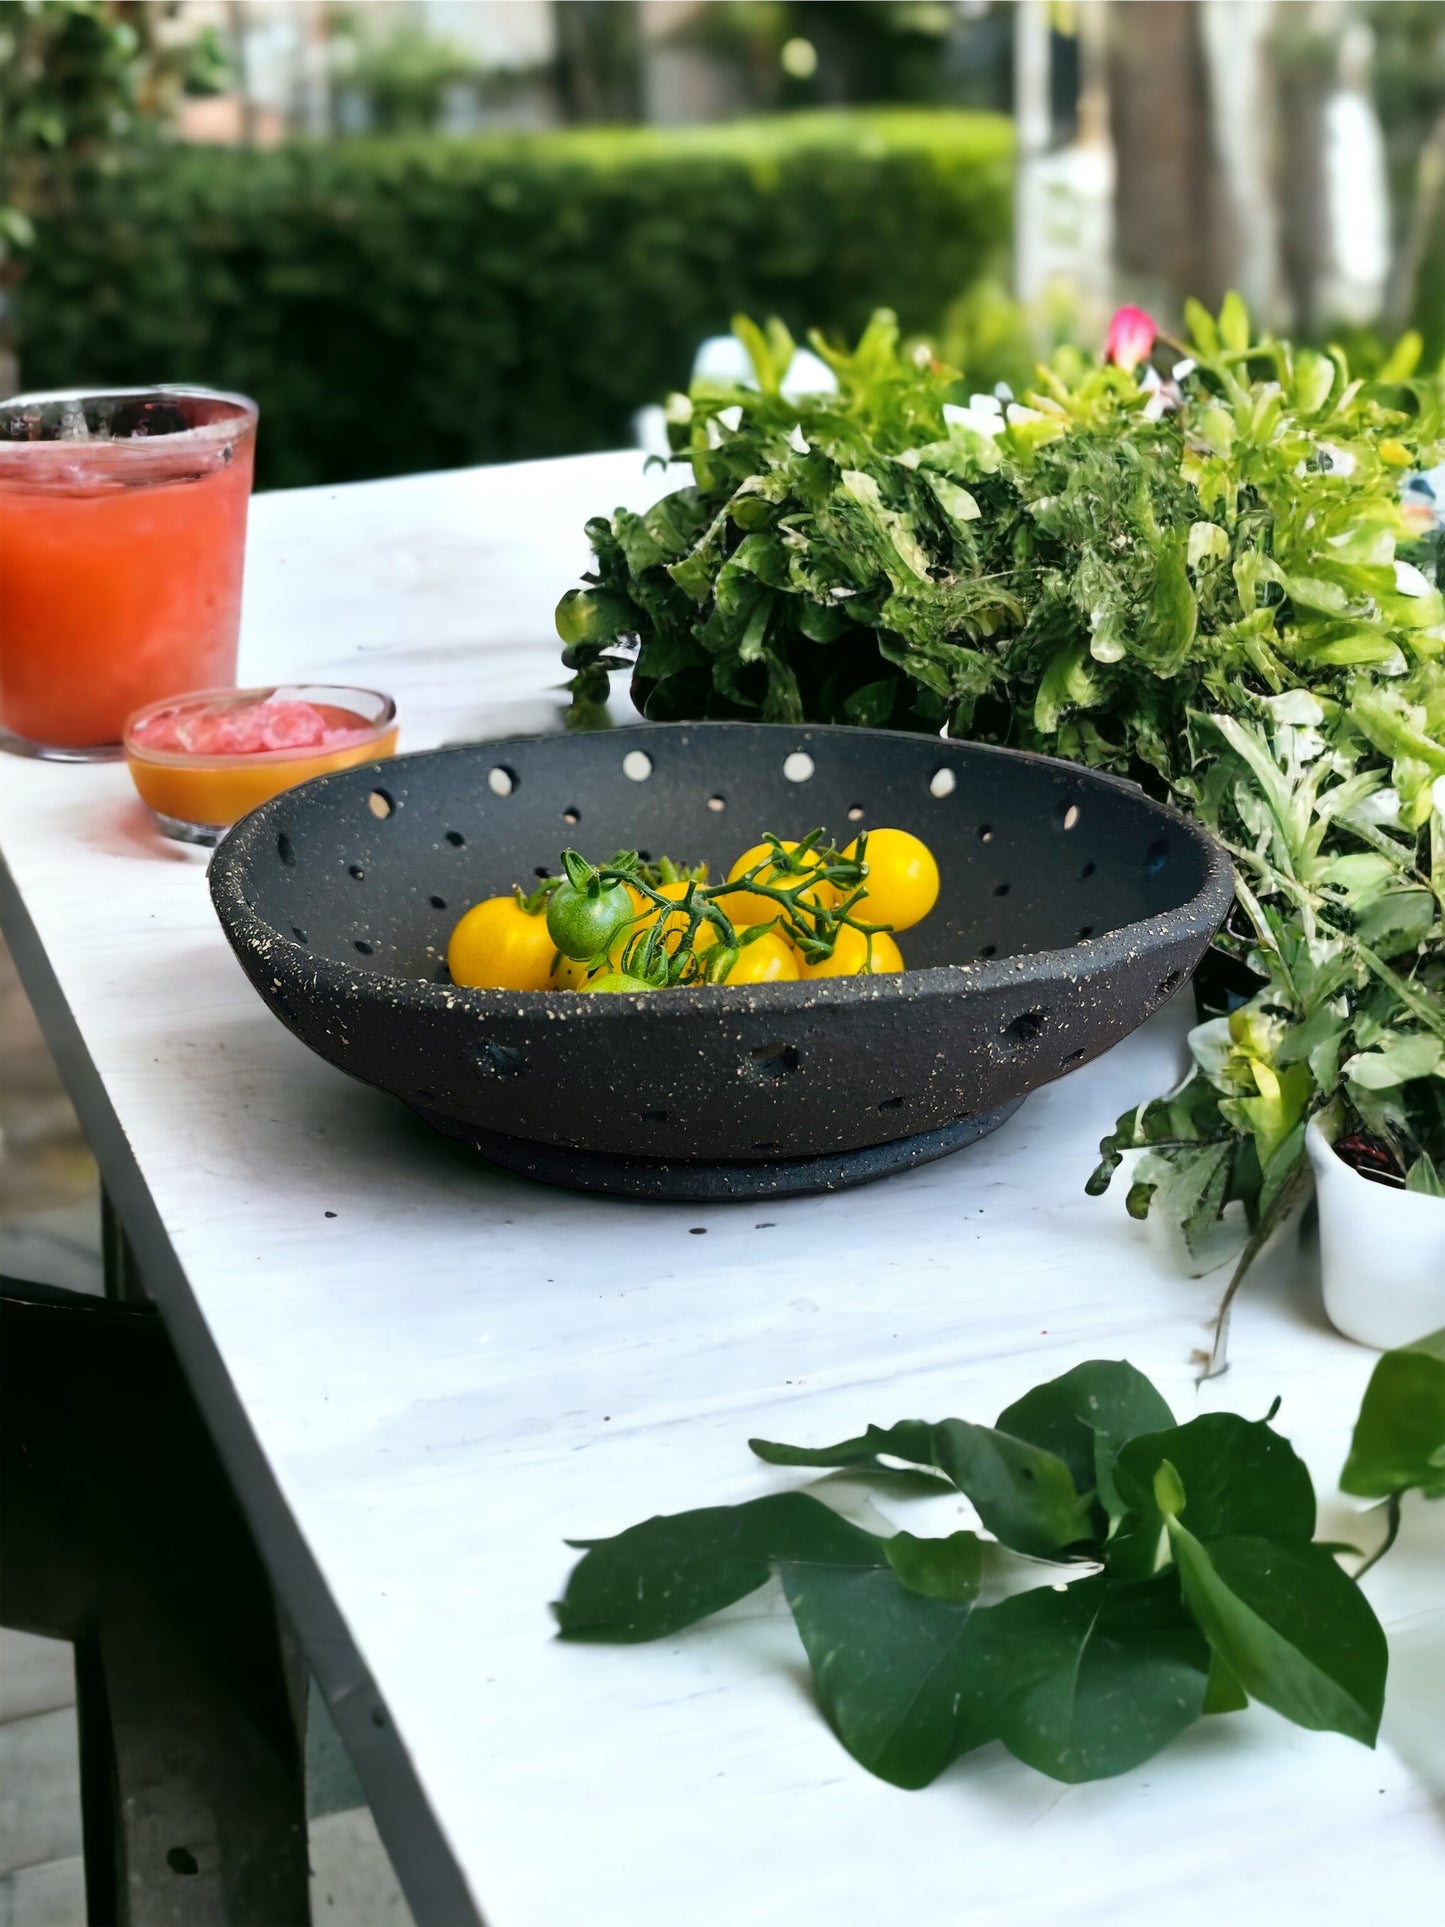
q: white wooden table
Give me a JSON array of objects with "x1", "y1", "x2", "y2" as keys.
[{"x1": 2, "y1": 452, "x2": 1442, "y2": 1927}]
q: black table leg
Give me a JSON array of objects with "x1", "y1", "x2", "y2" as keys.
[{"x1": 1, "y1": 1277, "x2": 311, "y2": 1926}]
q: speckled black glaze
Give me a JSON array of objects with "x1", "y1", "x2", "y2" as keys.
[
  {"x1": 413, "y1": 1099, "x2": 1027, "y2": 1202},
  {"x1": 208, "y1": 723, "x2": 1233, "y2": 1194}
]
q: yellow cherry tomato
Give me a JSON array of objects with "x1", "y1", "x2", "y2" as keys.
[
  {"x1": 798, "y1": 924, "x2": 904, "y2": 979},
  {"x1": 712, "y1": 929, "x2": 802, "y2": 984},
  {"x1": 716, "y1": 841, "x2": 831, "y2": 928},
  {"x1": 448, "y1": 896, "x2": 558, "y2": 991},
  {"x1": 843, "y1": 828, "x2": 938, "y2": 932}
]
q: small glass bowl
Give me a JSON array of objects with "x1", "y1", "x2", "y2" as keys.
[{"x1": 124, "y1": 684, "x2": 399, "y2": 845}]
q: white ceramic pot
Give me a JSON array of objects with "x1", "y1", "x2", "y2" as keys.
[{"x1": 1306, "y1": 1116, "x2": 1445, "y2": 1349}]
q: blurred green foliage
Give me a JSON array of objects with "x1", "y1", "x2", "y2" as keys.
[
  {"x1": 329, "y1": 10, "x2": 483, "y2": 137},
  {"x1": 673, "y1": 2, "x2": 1010, "y2": 112},
  {"x1": 0, "y1": 0, "x2": 225, "y2": 243},
  {"x1": 14, "y1": 108, "x2": 1012, "y2": 488}
]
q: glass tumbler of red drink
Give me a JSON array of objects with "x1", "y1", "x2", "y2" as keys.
[{"x1": 0, "y1": 387, "x2": 258, "y2": 759}]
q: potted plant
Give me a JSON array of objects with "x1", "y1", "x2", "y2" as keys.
[
  {"x1": 1307, "y1": 1108, "x2": 1445, "y2": 1349},
  {"x1": 558, "y1": 297, "x2": 1445, "y2": 1351}
]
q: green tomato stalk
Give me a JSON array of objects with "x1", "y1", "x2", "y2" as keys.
[{"x1": 545, "y1": 829, "x2": 893, "y2": 988}]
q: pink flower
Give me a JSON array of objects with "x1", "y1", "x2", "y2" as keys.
[{"x1": 1104, "y1": 305, "x2": 1157, "y2": 373}]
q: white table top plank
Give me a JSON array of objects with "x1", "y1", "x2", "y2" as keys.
[{"x1": 2, "y1": 451, "x2": 1441, "y2": 1927}]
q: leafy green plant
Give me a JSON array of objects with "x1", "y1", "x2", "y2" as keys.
[
  {"x1": 15, "y1": 108, "x2": 1011, "y2": 488},
  {"x1": 0, "y1": 0, "x2": 226, "y2": 267},
  {"x1": 330, "y1": 14, "x2": 481, "y2": 137},
  {"x1": 555, "y1": 1360, "x2": 1389, "y2": 1787},
  {"x1": 1340, "y1": 1326, "x2": 1445, "y2": 1570},
  {"x1": 559, "y1": 300, "x2": 1445, "y2": 1322}
]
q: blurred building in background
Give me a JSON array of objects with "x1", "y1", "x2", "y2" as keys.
[
  {"x1": 138, "y1": 0, "x2": 1445, "y2": 344},
  {"x1": 1, "y1": 1, "x2": 1441, "y2": 478}
]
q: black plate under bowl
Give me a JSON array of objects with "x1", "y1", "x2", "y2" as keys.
[{"x1": 209, "y1": 723, "x2": 1232, "y2": 1200}]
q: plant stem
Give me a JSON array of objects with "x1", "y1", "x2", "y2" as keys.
[
  {"x1": 1353, "y1": 1491, "x2": 1403, "y2": 1580},
  {"x1": 1203, "y1": 1160, "x2": 1311, "y2": 1379}
]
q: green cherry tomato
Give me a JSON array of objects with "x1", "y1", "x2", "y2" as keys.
[
  {"x1": 545, "y1": 880, "x2": 634, "y2": 960},
  {"x1": 578, "y1": 971, "x2": 658, "y2": 994}
]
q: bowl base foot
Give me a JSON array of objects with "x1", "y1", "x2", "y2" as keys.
[{"x1": 410, "y1": 1098, "x2": 1027, "y2": 1202}]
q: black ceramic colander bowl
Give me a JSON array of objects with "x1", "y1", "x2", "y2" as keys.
[{"x1": 209, "y1": 723, "x2": 1232, "y2": 1200}]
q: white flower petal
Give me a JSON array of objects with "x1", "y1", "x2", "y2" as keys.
[
  {"x1": 1393, "y1": 559, "x2": 1433, "y2": 597},
  {"x1": 1354, "y1": 787, "x2": 1401, "y2": 824},
  {"x1": 942, "y1": 401, "x2": 1003, "y2": 439}
]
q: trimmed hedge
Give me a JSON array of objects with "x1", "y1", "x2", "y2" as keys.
[{"x1": 17, "y1": 110, "x2": 1012, "y2": 489}]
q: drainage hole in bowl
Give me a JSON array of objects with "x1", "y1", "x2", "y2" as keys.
[
  {"x1": 429, "y1": 894, "x2": 447, "y2": 910},
  {"x1": 416, "y1": 1089, "x2": 436, "y2": 1104},
  {"x1": 847, "y1": 804, "x2": 865, "y2": 822},
  {"x1": 478, "y1": 1041, "x2": 526, "y2": 1077},
  {"x1": 277, "y1": 832, "x2": 296, "y2": 867},
  {"x1": 751, "y1": 1140, "x2": 779, "y2": 1153},
  {"x1": 1057, "y1": 801, "x2": 1081, "y2": 831},
  {"x1": 1077, "y1": 924, "x2": 1094, "y2": 940},
  {"x1": 783, "y1": 751, "x2": 815, "y2": 783},
  {"x1": 487, "y1": 767, "x2": 516, "y2": 797},
  {"x1": 291, "y1": 926, "x2": 308, "y2": 945},
  {"x1": 706, "y1": 794, "x2": 726, "y2": 812},
  {"x1": 444, "y1": 830, "x2": 466, "y2": 848},
  {"x1": 993, "y1": 882, "x2": 1011, "y2": 897},
  {"x1": 929, "y1": 768, "x2": 957, "y2": 799},
  {"x1": 367, "y1": 789, "x2": 394, "y2": 820},
  {"x1": 1144, "y1": 837, "x2": 1169, "y2": 874},
  {"x1": 1080, "y1": 860, "x2": 1097, "y2": 879},
  {"x1": 622, "y1": 750, "x2": 652, "y2": 782},
  {"x1": 1001, "y1": 1009, "x2": 1048, "y2": 1048},
  {"x1": 534, "y1": 866, "x2": 552, "y2": 879},
  {"x1": 1157, "y1": 968, "x2": 1185, "y2": 998},
  {"x1": 563, "y1": 806, "x2": 580, "y2": 825},
  {"x1": 354, "y1": 940, "x2": 375, "y2": 956},
  {"x1": 978, "y1": 824, "x2": 994, "y2": 843},
  {"x1": 748, "y1": 1043, "x2": 800, "y2": 1081},
  {"x1": 348, "y1": 864, "x2": 364, "y2": 880},
  {"x1": 1064, "y1": 1047, "x2": 1087, "y2": 1065},
  {"x1": 878, "y1": 1095, "x2": 905, "y2": 1112},
  {"x1": 976, "y1": 943, "x2": 998, "y2": 959},
  {"x1": 641, "y1": 1109, "x2": 669, "y2": 1125}
]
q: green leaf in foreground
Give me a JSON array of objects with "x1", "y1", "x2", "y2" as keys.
[
  {"x1": 1203, "y1": 1650, "x2": 1249, "y2": 1715},
  {"x1": 995, "y1": 1360, "x2": 1176, "y2": 1528},
  {"x1": 1166, "y1": 1524, "x2": 1387, "y2": 1745},
  {"x1": 1110, "y1": 1412, "x2": 1317, "y2": 1580},
  {"x1": 780, "y1": 1562, "x2": 981, "y2": 1788},
  {"x1": 958, "y1": 1573, "x2": 1210, "y2": 1782},
  {"x1": 559, "y1": 1358, "x2": 1397, "y2": 1790},
  {"x1": 750, "y1": 1419, "x2": 1094, "y2": 1559},
  {"x1": 1340, "y1": 1328, "x2": 1445, "y2": 1500},
  {"x1": 554, "y1": 1493, "x2": 881, "y2": 1642},
  {"x1": 884, "y1": 1529, "x2": 983, "y2": 1602}
]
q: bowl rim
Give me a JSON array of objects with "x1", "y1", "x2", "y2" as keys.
[
  {"x1": 125, "y1": 684, "x2": 398, "y2": 769},
  {"x1": 209, "y1": 722, "x2": 1234, "y2": 1019}
]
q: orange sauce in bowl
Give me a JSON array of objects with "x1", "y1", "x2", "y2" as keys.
[{"x1": 124, "y1": 686, "x2": 398, "y2": 832}]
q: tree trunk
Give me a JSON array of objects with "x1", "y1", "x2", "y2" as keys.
[
  {"x1": 553, "y1": 1, "x2": 645, "y2": 125},
  {"x1": 1108, "y1": 0, "x2": 1232, "y2": 316}
]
